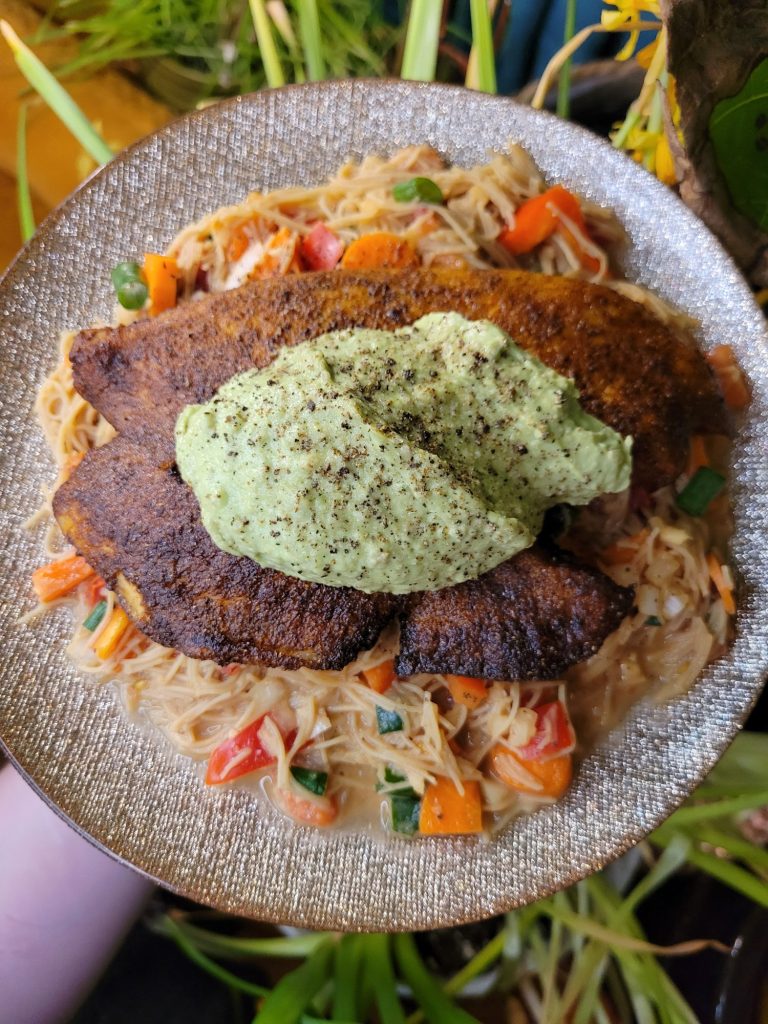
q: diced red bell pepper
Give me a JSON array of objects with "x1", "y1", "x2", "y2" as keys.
[
  {"x1": 517, "y1": 701, "x2": 575, "y2": 762},
  {"x1": 299, "y1": 223, "x2": 344, "y2": 270},
  {"x1": 205, "y1": 714, "x2": 296, "y2": 785}
]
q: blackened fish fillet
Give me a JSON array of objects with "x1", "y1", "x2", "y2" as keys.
[
  {"x1": 53, "y1": 435, "x2": 400, "y2": 669},
  {"x1": 70, "y1": 268, "x2": 726, "y2": 491},
  {"x1": 396, "y1": 546, "x2": 633, "y2": 680},
  {"x1": 54, "y1": 266, "x2": 716, "y2": 671}
]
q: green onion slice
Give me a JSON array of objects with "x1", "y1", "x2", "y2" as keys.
[
  {"x1": 390, "y1": 793, "x2": 420, "y2": 835},
  {"x1": 290, "y1": 766, "x2": 328, "y2": 796},
  {"x1": 392, "y1": 176, "x2": 444, "y2": 204},
  {"x1": 376, "y1": 706, "x2": 404, "y2": 734},
  {"x1": 676, "y1": 466, "x2": 726, "y2": 517},
  {"x1": 83, "y1": 599, "x2": 107, "y2": 632},
  {"x1": 383, "y1": 767, "x2": 418, "y2": 798},
  {"x1": 645, "y1": 615, "x2": 662, "y2": 627}
]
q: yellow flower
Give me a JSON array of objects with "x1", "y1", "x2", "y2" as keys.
[
  {"x1": 654, "y1": 134, "x2": 677, "y2": 185},
  {"x1": 601, "y1": 0, "x2": 662, "y2": 60}
]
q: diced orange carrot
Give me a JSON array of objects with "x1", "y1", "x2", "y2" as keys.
[
  {"x1": 143, "y1": 253, "x2": 180, "y2": 315},
  {"x1": 341, "y1": 232, "x2": 419, "y2": 270},
  {"x1": 707, "y1": 345, "x2": 750, "y2": 410},
  {"x1": 419, "y1": 776, "x2": 483, "y2": 835},
  {"x1": 686, "y1": 435, "x2": 709, "y2": 477},
  {"x1": 93, "y1": 606, "x2": 131, "y2": 660},
  {"x1": 488, "y1": 743, "x2": 573, "y2": 799},
  {"x1": 707, "y1": 553, "x2": 736, "y2": 615},
  {"x1": 362, "y1": 659, "x2": 397, "y2": 694},
  {"x1": 599, "y1": 528, "x2": 650, "y2": 566},
  {"x1": 498, "y1": 185, "x2": 583, "y2": 254},
  {"x1": 226, "y1": 222, "x2": 253, "y2": 262},
  {"x1": 445, "y1": 674, "x2": 488, "y2": 709},
  {"x1": 276, "y1": 787, "x2": 338, "y2": 827},
  {"x1": 32, "y1": 555, "x2": 94, "y2": 602}
]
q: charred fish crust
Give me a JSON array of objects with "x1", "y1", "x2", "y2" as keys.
[
  {"x1": 52, "y1": 435, "x2": 402, "y2": 668},
  {"x1": 57, "y1": 267, "x2": 719, "y2": 670},
  {"x1": 395, "y1": 546, "x2": 634, "y2": 680},
  {"x1": 69, "y1": 267, "x2": 725, "y2": 492}
]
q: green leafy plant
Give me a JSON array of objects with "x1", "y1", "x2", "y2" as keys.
[{"x1": 709, "y1": 57, "x2": 768, "y2": 233}]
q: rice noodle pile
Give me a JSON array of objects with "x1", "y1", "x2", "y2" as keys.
[{"x1": 26, "y1": 144, "x2": 731, "y2": 834}]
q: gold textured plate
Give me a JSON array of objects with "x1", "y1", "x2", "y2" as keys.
[{"x1": 1, "y1": 81, "x2": 767, "y2": 931}]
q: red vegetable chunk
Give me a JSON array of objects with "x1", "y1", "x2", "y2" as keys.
[
  {"x1": 300, "y1": 223, "x2": 344, "y2": 270},
  {"x1": 518, "y1": 701, "x2": 575, "y2": 762},
  {"x1": 206, "y1": 714, "x2": 296, "y2": 785}
]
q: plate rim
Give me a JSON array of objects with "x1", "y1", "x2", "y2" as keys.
[{"x1": 1, "y1": 78, "x2": 767, "y2": 930}]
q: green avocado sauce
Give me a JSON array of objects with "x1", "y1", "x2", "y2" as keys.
[{"x1": 175, "y1": 313, "x2": 632, "y2": 594}]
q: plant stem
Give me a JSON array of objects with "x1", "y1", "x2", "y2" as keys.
[
  {"x1": 467, "y1": 0, "x2": 496, "y2": 93},
  {"x1": 248, "y1": 0, "x2": 286, "y2": 87},
  {"x1": 556, "y1": 0, "x2": 578, "y2": 118},
  {"x1": 296, "y1": 0, "x2": 326, "y2": 81},
  {"x1": 400, "y1": 0, "x2": 442, "y2": 81},
  {"x1": 16, "y1": 103, "x2": 35, "y2": 243}
]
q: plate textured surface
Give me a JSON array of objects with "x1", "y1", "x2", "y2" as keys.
[{"x1": 1, "y1": 81, "x2": 767, "y2": 930}]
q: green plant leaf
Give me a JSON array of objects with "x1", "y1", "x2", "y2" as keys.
[
  {"x1": 392, "y1": 934, "x2": 480, "y2": 1024},
  {"x1": 1, "y1": 19, "x2": 113, "y2": 166},
  {"x1": 248, "y1": 0, "x2": 286, "y2": 87},
  {"x1": 365, "y1": 935, "x2": 407, "y2": 1024},
  {"x1": 556, "y1": 0, "x2": 577, "y2": 118},
  {"x1": 710, "y1": 56, "x2": 768, "y2": 231},
  {"x1": 296, "y1": 0, "x2": 326, "y2": 80},
  {"x1": 16, "y1": 103, "x2": 35, "y2": 243},
  {"x1": 400, "y1": 0, "x2": 441, "y2": 82},
  {"x1": 253, "y1": 938, "x2": 334, "y2": 1023}
]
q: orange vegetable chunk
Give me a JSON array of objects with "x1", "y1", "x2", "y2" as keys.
[
  {"x1": 446, "y1": 674, "x2": 488, "y2": 708},
  {"x1": 341, "y1": 232, "x2": 419, "y2": 270},
  {"x1": 277, "y1": 787, "x2": 338, "y2": 827},
  {"x1": 419, "y1": 776, "x2": 483, "y2": 835},
  {"x1": 362, "y1": 659, "x2": 397, "y2": 694},
  {"x1": 32, "y1": 554, "x2": 94, "y2": 602},
  {"x1": 143, "y1": 253, "x2": 180, "y2": 314},
  {"x1": 93, "y1": 606, "x2": 131, "y2": 660},
  {"x1": 488, "y1": 743, "x2": 572, "y2": 799}
]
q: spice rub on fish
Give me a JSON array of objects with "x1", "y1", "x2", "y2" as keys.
[
  {"x1": 397, "y1": 546, "x2": 633, "y2": 680},
  {"x1": 54, "y1": 267, "x2": 720, "y2": 672},
  {"x1": 54, "y1": 435, "x2": 401, "y2": 670},
  {"x1": 69, "y1": 268, "x2": 726, "y2": 491},
  {"x1": 53, "y1": 436, "x2": 631, "y2": 674}
]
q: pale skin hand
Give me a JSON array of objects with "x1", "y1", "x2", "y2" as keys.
[{"x1": 0, "y1": 765, "x2": 153, "y2": 1023}]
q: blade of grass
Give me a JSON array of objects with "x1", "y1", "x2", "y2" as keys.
[
  {"x1": 295, "y1": 0, "x2": 326, "y2": 81},
  {"x1": 619, "y1": 834, "x2": 691, "y2": 918},
  {"x1": 365, "y1": 934, "x2": 407, "y2": 1024},
  {"x1": 253, "y1": 938, "x2": 334, "y2": 1024},
  {"x1": 248, "y1": 0, "x2": 286, "y2": 87},
  {"x1": 165, "y1": 917, "x2": 331, "y2": 959},
  {"x1": 0, "y1": 19, "x2": 112, "y2": 165},
  {"x1": 694, "y1": 825, "x2": 768, "y2": 878},
  {"x1": 162, "y1": 916, "x2": 269, "y2": 999},
  {"x1": 400, "y1": 0, "x2": 441, "y2": 81},
  {"x1": 652, "y1": 838, "x2": 768, "y2": 909},
  {"x1": 392, "y1": 933, "x2": 480, "y2": 1024},
  {"x1": 556, "y1": 0, "x2": 578, "y2": 118},
  {"x1": 542, "y1": 903, "x2": 727, "y2": 957},
  {"x1": 16, "y1": 103, "x2": 34, "y2": 243},
  {"x1": 659, "y1": 789, "x2": 768, "y2": 828},
  {"x1": 466, "y1": 0, "x2": 496, "y2": 93},
  {"x1": 331, "y1": 934, "x2": 364, "y2": 1021}
]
